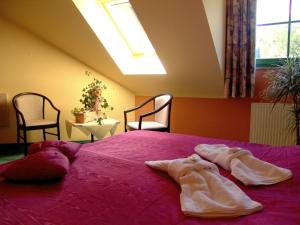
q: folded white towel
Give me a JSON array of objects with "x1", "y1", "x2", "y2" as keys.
[
  {"x1": 194, "y1": 144, "x2": 293, "y2": 186},
  {"x1": 145, "y1": 154, "x2": 262, "y2": 218}
]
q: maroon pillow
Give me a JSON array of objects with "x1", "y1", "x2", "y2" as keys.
[
  {"x1": 28, "y1": 140, "x2": 59, "y2": 155},
  {"x1": 28, "y1": 142, "x2": 43, "y2": 154},
  {"x1": 42, "y1": 140, "x2": 60, "y2": 147},
  {"x1": 59, "y1": 142, "x2": 81, "y2": 161},
  {"x1": 0, "y1": 150, "x2": 69, "y2": 181},
  {"x1": 28, "y1": 141, "x2": 81, "y2": 161}
]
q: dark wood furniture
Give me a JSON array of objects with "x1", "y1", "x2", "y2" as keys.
[
  {"x1": 12, "y1": 92, "x2": 60, "y2": 155},
  {"x1": 124, "y1": 93, "x2": 172, "y2": 132}
]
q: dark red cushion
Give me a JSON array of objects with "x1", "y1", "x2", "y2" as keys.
[
  {"x1": 28, "y1": 140, "x2": 59, "y2": 155},
  {"x1": 0, "y1": 150, "x2": 70, "y2": 181},
  {"x1": 28, "y1": 141, "x2": 81, "y2": 161},
  {"x1": 28, "y1": 142, "x2": 43, "y2": 154},
  {"x1": 59, "y1": 142, "x2": 81, "y2": 161}
]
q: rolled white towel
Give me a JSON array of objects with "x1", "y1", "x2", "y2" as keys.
[
  {"x1": 146, "y1": 154, "x2": 262, "y2": 218},
  {"x1": 194, "y1": 144, "x2": 293, "y2": 186}
]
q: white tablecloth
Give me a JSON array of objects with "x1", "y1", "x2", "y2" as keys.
[{"x1": 65, "y1": 118, "x2": 120, "y2": 140}]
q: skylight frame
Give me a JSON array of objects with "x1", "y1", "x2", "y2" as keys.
[{"x1": 72, "y1": 0, "x2": 167, "y2": 75}]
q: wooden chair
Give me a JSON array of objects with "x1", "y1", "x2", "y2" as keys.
[
  {"x1": 124, "y1": 93, "x2": 172, "y2": 132},
  {"x1": 12, "y1": 92, "x2": 61, "y2": 155}
]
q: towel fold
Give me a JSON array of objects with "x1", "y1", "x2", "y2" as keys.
[
  {"x1": 194, "y1": 144, "x2": 293, "y2": 186},
  {"x1": 146, "y1": 154, "x2": 262, "y2": 218}
]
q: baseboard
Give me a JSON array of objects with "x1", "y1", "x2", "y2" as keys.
[{"x1": 0, "y1": 143, "x2": 25, "y2": 156}]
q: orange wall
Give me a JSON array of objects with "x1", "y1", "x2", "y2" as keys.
[{"x1": 135, "y1": 69, "x2": 269, "y2": 142}]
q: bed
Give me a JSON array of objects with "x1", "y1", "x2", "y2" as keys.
[{"x1": 1, "y1": 130, "x2": 299, "y2": 225}]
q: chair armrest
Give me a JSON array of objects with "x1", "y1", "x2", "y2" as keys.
[
  {"x1": 138, "y1": 101, "x2": 171, "y2": 129},
  {"x1": 46, "y1": 99, "x2": 60, "y2": 124},
  {"x1": 47, "y1": 100, "x2": 60, "y2": 113},
  {"x1": 124, "y1": 97, "x2": 155, "y2": 114},
  {"x1": 15, "y1": 110, "x2": 26, "y2": 127},
  {"x1": 124, "y1": 97, "x2": 156, "y2": 131}
]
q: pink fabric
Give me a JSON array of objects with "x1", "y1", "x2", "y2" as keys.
[
  {"x1": 28, "y1": 142, "x2": 42, "y2": 153},
  {"x1": 59, "y1": 142, "x2": 81, "y2": 161},
  {"x1": 0, "y1": 131, "x2": 299, "y2": 225},
  {"x1": 0, "y1": 150, "x2": 69, "y2": 181},
  {"x1": 28, "y1": 140, "x2": 81, "y2": 161}
]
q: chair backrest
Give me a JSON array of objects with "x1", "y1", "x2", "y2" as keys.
[
  {"x1": 13, "y1": 93, "x2": 45, "y2": 122},
  {"x1": 154, "y1": 94, "x2": 172, "y2": 126}
]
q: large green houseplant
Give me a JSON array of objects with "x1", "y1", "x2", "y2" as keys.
[
  {"x1": 263, "y1": 56, "x2": 300, "y2": 144},
  {"x1": 77, "y1": 71, "x2": 113, "y2": 125}
]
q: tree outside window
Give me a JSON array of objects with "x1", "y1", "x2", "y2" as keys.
[{"x1": 256, "y1": 0, "x2": 300, "y2": 67}]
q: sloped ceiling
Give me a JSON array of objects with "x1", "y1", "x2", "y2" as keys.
[{"x1": 0, "y1": 0, "x2": 225, "y2": 98}]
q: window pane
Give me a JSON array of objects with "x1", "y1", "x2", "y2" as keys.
[
  {"x1": 291, "y1": 0, "x2": 300, "y2": 21},
  {"x1": 107, "y1": 1, "x2": 155, "y2": 56},
  {"x1": 72, "y1": 0, "x2": 166, "y2": 75},
  {"x1": 256, "y1": 0, "x2": 290, "y2": 24},
  {"x1": 290, "y1": 23, "x2": 300, "y2": 55},
  {"x1": 256, "y1": 24, "x2": 288, "y2": 59}
]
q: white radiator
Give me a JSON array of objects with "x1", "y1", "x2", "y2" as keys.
[{"x1": 250, "y1": 103, "x2": 296, "y2": 146}]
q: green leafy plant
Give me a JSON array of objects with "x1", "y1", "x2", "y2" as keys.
[
  {"x1": 71, "y1": 107, "x2": 85, "y2": 115},
  {"x1": 78, "y1": 71, "x2": 113, "y2": 124},
  {"x1": 263, "y1": 56, "x2": 300, "y2": 144}
]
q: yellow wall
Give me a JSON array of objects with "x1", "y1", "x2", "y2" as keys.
[
  {"x1": 0, "y1": 16, "x2": 135, "y2": 144},
  {"x1": 202, "y1": 0, "x2": 226, "y2": 74}
]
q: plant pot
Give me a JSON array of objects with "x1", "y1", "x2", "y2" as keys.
[{"x1": 74, "y1": 113, "x2": 85, "y2": 123}]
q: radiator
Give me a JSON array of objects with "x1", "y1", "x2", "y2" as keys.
[{"x1": 250, "y1": 103, "x2": 296, "y2": 146}]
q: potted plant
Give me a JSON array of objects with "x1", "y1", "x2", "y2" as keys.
[
  {"x1": 71, "y1": 107, "x2": 86, "y2": 123},
  {"x1": 263, "y1": 56, "x2": 300, "y2": 144},
  {"x1": 79, "y1": 71, "x2": 113, "y2": 125}
]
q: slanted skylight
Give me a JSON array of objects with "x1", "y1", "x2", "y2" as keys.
[{"x1": 72, "y1": 0, "x2": 167, "y2": 75}]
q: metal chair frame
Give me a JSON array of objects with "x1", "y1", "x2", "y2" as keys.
[
  {"x1": 12, "y1": 92, "x2": 60, "y2": 155},
  {"x1": 124, "y1": 93, "x2": 173, "y2": 132}
]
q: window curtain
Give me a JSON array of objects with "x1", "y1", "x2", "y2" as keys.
[{"x1": 224, "y1": 0, "x2": 257, "y2": 98}]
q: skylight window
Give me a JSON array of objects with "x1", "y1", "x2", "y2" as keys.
[{"x1": 72, "y1": 0, "x2": 167, "y2": 75}]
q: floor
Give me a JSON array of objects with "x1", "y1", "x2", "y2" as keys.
[
  {"x1": 0, "y1": 153, "x2": 24, "y2": 164},
  {"x1": 0, "y1": 145, "x2": 24, "y2": 165}
]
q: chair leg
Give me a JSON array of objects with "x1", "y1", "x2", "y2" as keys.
[
  {"x1": 23, "y1": 128, "x2": 28, "y2": 156},
  {"x1": 17, "y1": 127, "x2": 20, "y2": 144},
  {"x1": 43, "y1": 128, "x2": 46, "y2": 140},
  {"x1": 57, "y1": 125, "x2": 61, "y2": 140}
]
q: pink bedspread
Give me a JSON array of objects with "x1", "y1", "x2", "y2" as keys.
[{"x1": 1, "y1": 131, "x2": 299, "y2": 225}]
